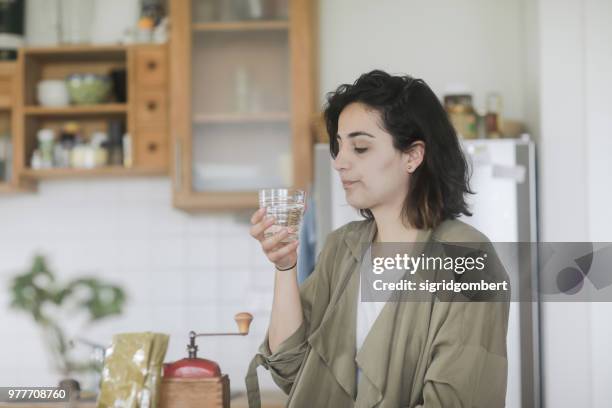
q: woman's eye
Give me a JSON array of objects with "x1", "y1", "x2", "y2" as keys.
[{"x1": 354, "y1": 147, "x2": 368, "y2": 154}]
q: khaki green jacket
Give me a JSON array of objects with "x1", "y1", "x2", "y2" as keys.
[{"x1": 246, "y1": 218, "x2": 510, "y2": 408}]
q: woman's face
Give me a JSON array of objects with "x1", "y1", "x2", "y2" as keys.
[{"x1": 333, "y1": 102, "x2": 417, "y2": 212}]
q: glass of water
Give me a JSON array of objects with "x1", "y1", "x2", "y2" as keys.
[{"x1": 259, "y1": 188, "x2": 305, "y2": 243}]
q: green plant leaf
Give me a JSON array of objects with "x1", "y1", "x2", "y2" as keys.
[{"x1": 8, "y1": 255, "x2": 128, "y2": 378}]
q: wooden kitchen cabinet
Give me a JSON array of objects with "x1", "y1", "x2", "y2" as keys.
[
  {"x1": 0, "y1": 60, "x2": 33, "y2": 193},
  {"x1": 169, "y1": 0, "x2": 317, "y2": 210},
  {"x1": 11, "y1": 44, "x2": 170, "y2": 182}
]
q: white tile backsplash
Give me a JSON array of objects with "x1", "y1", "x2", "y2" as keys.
[
  {"x1": 184, "y1": 236, "x2": 218, "y2": 269},
  {"x1": 184, "y1": 213, "x2": 219, "y2": 236},
  {"x1": 217, "y1": 236, "x2": 253, "y2": 268},
  {"x1": 0, "y1": 178, "x2": 277, "y2": 390},
  {"x1": 184, "y1": 268, "x2": 218, "y2": 306}
]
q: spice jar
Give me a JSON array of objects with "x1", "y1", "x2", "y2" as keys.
[{"x1": 444, "y1": 94, "x2": 478, "y2": 139}]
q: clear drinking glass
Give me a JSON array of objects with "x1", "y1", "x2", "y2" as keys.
[{"x1": 259, "y1": 188, "x2": 305, "y2": 243}]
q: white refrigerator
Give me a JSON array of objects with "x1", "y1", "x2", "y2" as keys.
[{"x1": 313, "y1": 137, "x2": 540, "y2": 408}]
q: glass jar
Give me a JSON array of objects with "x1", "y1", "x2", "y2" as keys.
[{"x1": 485, "y1": 93, "x2": 503, "y2": 138}]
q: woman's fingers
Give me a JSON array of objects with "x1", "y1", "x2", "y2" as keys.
[
  {"x1": 250, "y1": 215, "x2": 275, "y2": 240},
  {"x1": 251, "y1": 207, "x2": 266, "y2": 224},
  {"x1": 260, "y1": 227, "x2": 291, "y2": 251},
  {"x1": 268, "y1": 240, "x2": 299, "y2": 264},
  {"x1": 249, "y1": 208, "x2": 298, "y2": 268}
]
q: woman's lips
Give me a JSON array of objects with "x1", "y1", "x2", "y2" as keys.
[{"x1": 342, "y1": 180, "x2": 358, "y2": 189}]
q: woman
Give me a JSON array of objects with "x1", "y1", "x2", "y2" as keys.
[{"x1": 245, "y1": 70, "x2": 510, "y2": 407}]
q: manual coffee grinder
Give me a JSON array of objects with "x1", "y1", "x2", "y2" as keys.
[{"x1": 159, "y1": 312, "x2": 253, "y2": 408}]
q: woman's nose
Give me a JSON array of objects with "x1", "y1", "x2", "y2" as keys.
[{"x1": 332, "y1": 148, "x2": 349, "y2": 171}]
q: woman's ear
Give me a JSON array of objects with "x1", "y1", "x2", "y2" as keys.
[{"x1": 405, "y1": 141, "x2": 425, "y2": 173}]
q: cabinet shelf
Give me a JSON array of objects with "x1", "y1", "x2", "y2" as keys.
[
  {"x1": 24, "y1": 104, "x2": 128, "y2": 116},
  {"x1": 0, "y1": 43, "x2": 170, "y2": 193},
  {"x1": 0, "y1": 182, "x2": 34, "y2": 193},
  {"x1": 174, "y1": 191, "x2": 259, "y2": 211},
  {"x1": 192, "y1": 21, "x2": 289, "y2": 32},
  {"x1": 171, "y1": 0, "x2": 315, "y2": 210},
  {"x1": 22, "y1": 45, "x2": 127, "y2": 60},
  {"x1": 0, "y1": 182, "x2": 13, "y2": 193},
  {"x1": 193, "y1": 111, "x2": 290, "y2": 124},
  {"x1": 21, "y1": 166, "x2": 166, "y2": 180}
]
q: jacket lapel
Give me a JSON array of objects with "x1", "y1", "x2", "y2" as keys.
[
  {"x1": 308, "y1": 267, "x2": 359, "y2": 399},
  {"x1": 354, "y1": 301, "x2": 397, "y2": 407},
  {"x1": 307, "y1": 220, "x2": 434, "y2": 407},
  {"x1": 307, "y1": 220, "x2": 377, "y2": 400},
  {"x1": 354, "y1": 227, "x2": 434, "y2": 407}
]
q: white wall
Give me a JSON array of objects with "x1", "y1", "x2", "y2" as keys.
[
  {"x1": 536, "y1": 1, "x2": 592, "y2": 406},
  {"x1": 584, "y1": 0, "x2": 612, "y2": 405},
  {"x1": 520, "y1": 0, "x2": 540, "y2": 143},
  {"x1": 526, "y1": 0, "x2": 612, "y2": 406},
  {"x1": 319, "y1": 0, "x2": 526, "y2": 119}
]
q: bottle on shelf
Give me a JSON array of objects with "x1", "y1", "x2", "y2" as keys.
[
  {"x1": 53, "y1": 122, "x2": 79, "y2": 168},
  {"x1": 31, "y1": 149, "x2": 42, "y2": 170},
  {"x1": 36, "y1": 128, "x2": 55, "y2": 168},
  {"x1": 90, "y1": 131, "x2": 109, "y2": 167},
  {"x1": 107, "y1": 120, "x2": 125, "y2": 166},
  {"x1": 122, "y1": 133, "x2": 133, "y2": 168},
  {"x1": 0, "y1": 133, "x2": 9, "y2": 181},
  {"x1": 234, "y1": 65, "x2": 250, "y2": 113}
]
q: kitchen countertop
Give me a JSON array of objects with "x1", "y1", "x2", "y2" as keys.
[
  {"x1": 0, "y1": 391, "x2": 287, "y2": 407},
  {"x1": 0, "y1": 404, "x2": 95, "y2": 407},
  {"x1": 0, "y1": 403, "x2": 93, "y2": 407},
  {"x1": 231, "y1": 391, "x2": 287, "y2": 408}
]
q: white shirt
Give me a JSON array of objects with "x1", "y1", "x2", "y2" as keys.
[
  {"x1": 354, "y1": 233, "x2": 430, "y2": 387},
  {"x1": 356, "y1": 276, "x2": 387, "y2": 351},
  {"x1": 355, "y1": 245, "x2": 391, "y2": 385},
  {"x1": 356, "y1": 277, "x2": 387, "y2": 385}
]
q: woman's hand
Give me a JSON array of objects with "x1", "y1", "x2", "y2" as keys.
[
  {"x1": 250, "y1": 208, "x2": 299, "y2": 270},
  {"x1": 251, "y1": 208, "x2": 304, "y2": 354}
]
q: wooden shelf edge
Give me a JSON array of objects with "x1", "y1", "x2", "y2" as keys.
[
  {"x1": 0, "y1": 403, "x2": 96, "y2": 408},
  {"x1": 193, "y1": 112, "x2": 290, "y2": 124},
  {"x1": 21, "y1": 166, "x2": 167, "y2": 180},
  {"x1": 0, "y1": 182, "x2": 36, "y2": 194},
  {"x1": 0, "y1": 60, "x2": 18, "y2": 77},
  {"x1": 22, "y1": 44, "x2": 128, "y2": 55},
  {"x1": 24, "y1": 104, "x2": 128, "y2": 115},
  {"x1": 0, "y1": 182, "x2": 15, "y2": 193},
  {"x1": 174, "y1": 191, "x2": 258, "y2": 211},
  {"x1": 192, "y1": 20, "x2": 289, "y2": 32}
]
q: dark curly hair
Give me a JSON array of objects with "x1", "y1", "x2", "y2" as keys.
[{"x1": 324, "y1": 69, "x2": 473, "y2": 229}]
